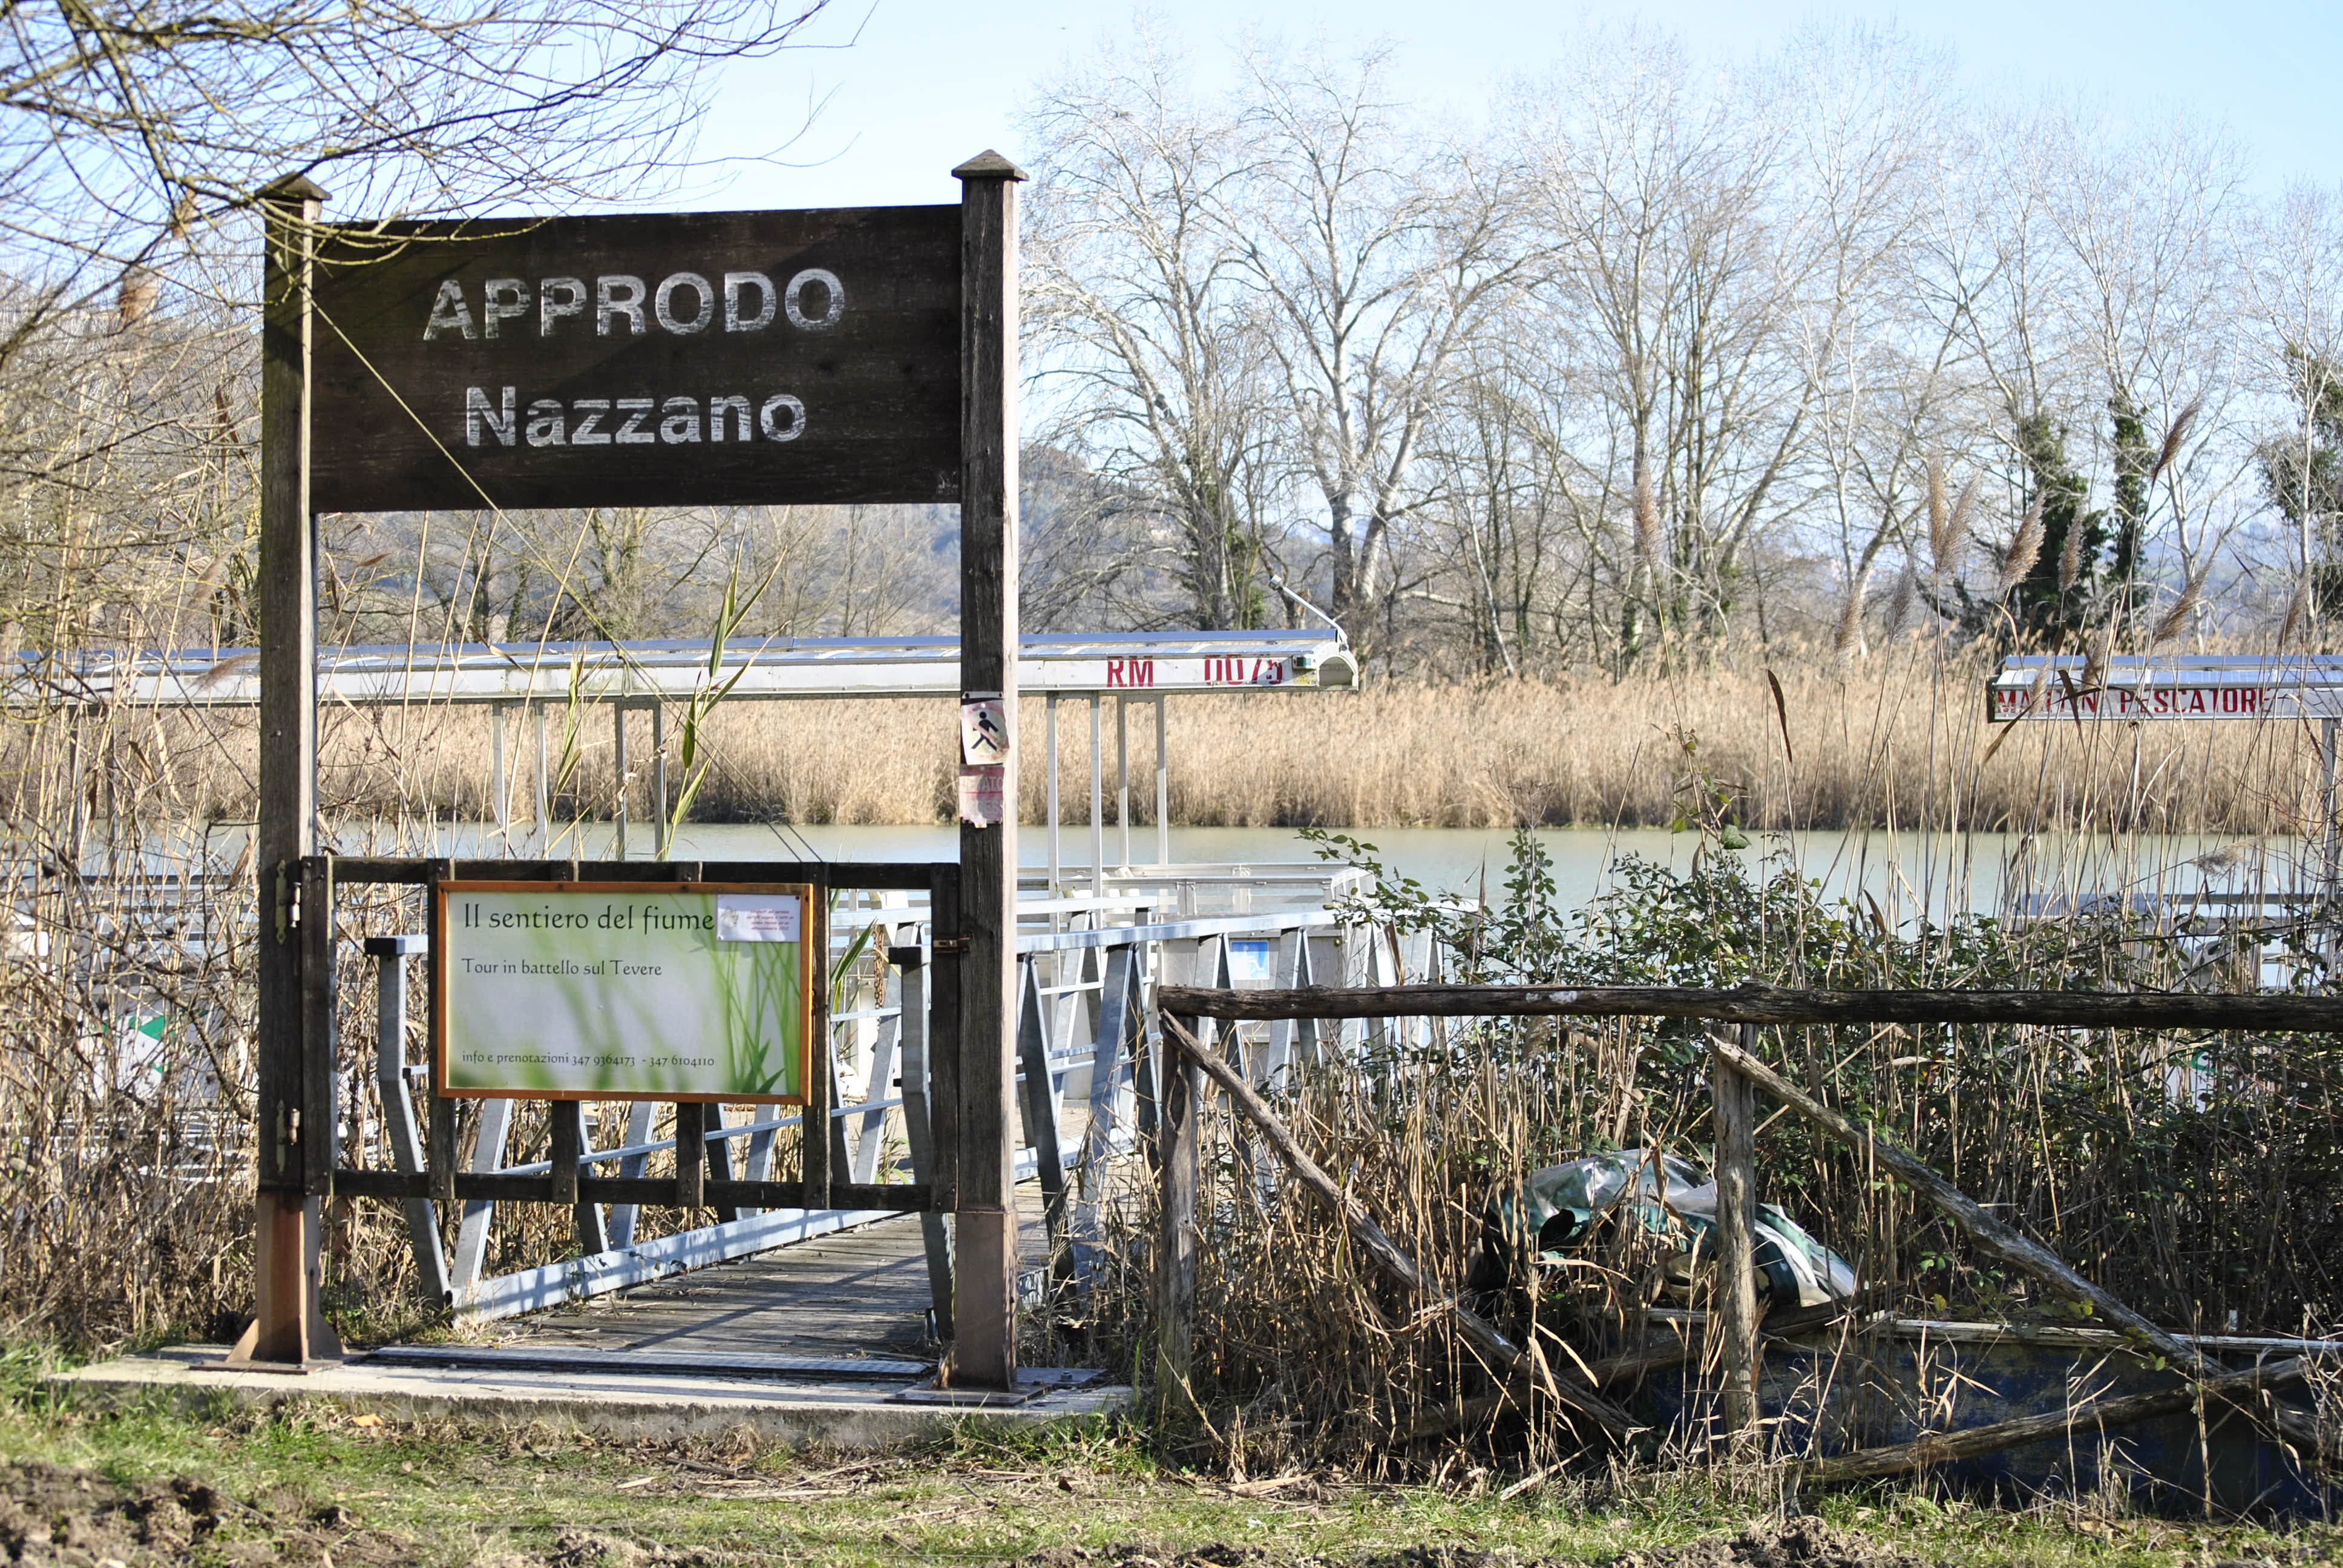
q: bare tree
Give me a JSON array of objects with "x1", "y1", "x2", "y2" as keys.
[
  {"x1": 0, "y1": 0, "x2": 821, "y2": 289},
  {"x1": 2242, "y1": 184, "x2": 2343, "y2": 642},
  {"x1": 1024, "y1": 34, "x2": 1277, "y2": 629},
  {"x1": 1233, "y1": 44, "x2": 1522, "y2": 656},
  {"x1": 1512, "y1": 28, "x2": 1813, "y2": 666}
]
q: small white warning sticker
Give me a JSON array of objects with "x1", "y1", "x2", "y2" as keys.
[
  {"x1": 958, "y1": 764, "x2": 1006, "y2": 828},
  {"x1": 715, "y1": 894, "x2": 802, "y2": 944}
]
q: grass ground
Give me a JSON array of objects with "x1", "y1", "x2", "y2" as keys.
[{"x1": 1, "y1": 1354, "x2": 2330, "y2": 1568}]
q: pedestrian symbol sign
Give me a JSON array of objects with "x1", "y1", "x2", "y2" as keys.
[{"x1": 960, "y1": 696, "x2": 1010, "y2": 763}]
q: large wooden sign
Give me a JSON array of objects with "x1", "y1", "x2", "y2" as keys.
[
  {"x1": 247, "y1": 158, "x2": 1027, "y2": 1385},
  {"x1": 310, "y1": 207, "x2": 960, "y2": 512}
]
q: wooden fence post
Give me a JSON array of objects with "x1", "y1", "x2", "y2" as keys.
[
  {"x1": 234, "y1": 171, "x2": 330, "y2": 1368},
  {"x1": 951, "y1": 149, "x2": 1026, "y2": 1391},
  {"x1": 1711, "y1": 1023, "x2": 1761, "y2": 1443},
  {"x1": 802, "y1": 888, "x2": 834, "y2": 1207},
  {"x1": 673, "y1": 1100, "x2": 706, "y2": 1209},
  {"x1": 1154, "y1": 1011, "x2": 1202, "y2": 1419}
]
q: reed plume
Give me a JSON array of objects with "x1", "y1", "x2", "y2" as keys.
[
  {"x1": 1999, "y1": 495, "x2": 2046, "y2": 595},
  {"x1": 2152, "y1": 397, "x2": 2203, "y2": 482},
  {"x1": 1941, "y1": 474, "x2": 1978, "y2": 577}
]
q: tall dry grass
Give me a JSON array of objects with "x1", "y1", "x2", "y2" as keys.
[{"x1": 56, "y1": 645, "x2": 2331, "y2": 836}]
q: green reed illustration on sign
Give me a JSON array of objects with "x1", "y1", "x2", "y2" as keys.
[{"x1": 437, "y1": 883, "x2": 811, "y2": 1102}]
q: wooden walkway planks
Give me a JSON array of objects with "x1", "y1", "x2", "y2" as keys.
[{"x1": 497, "y1": 1189, "x2": 1050, "y2": 1364}]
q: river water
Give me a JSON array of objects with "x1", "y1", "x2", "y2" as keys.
[{"x1": 214, "y1": 819, "x2": 2327, "y2": 926}]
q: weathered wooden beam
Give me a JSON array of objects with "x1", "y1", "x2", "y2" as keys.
[
  {"x1": 673, "y1": 1101, "x2": 706, "y2": 1209},
  {"x1": 802, "y1": 895, "x2": 833, "y2": 1209},
  {"x1": 1711, "y1": 1026, "x2": 1761, "y2": 1439},
  {"x1": 1157, "y1": 1013, "x2": 1639, "y2": 1440},
  {"x1": 1797, "y1": 1358, "x2": 2312, "y2": 1485},
  {"x1": 925, "y1": 864, "x2": 963, "y2": 1214},
  {"x1": 327, "y1": 857, "x2": 943, "y2": 890},
  {"x1": 236, "y1": 172, "x2": 329, "y2": 1369},
  {"x1": 425, "y1": 861, "x2": 458, "y2": 1206},
  {"x1": 1157, "y1": 982, "x2": 2343, "y2": 1033},
  {"x1": 546, "y1": 1101, "x2": 582, "y2": 1205},
  {"x1": 1154, "y1": 1011, "x2": 1202, "y2": 1422},
  {"x1": 950, "y1": 148, "x2": 1026, "y2": 1392}
]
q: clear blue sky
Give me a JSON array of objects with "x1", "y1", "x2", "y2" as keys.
[{"x1": 689, "y1": 0, "x2": 2342, "y2": 209}]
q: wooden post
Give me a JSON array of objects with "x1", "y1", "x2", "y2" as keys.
[
  {"x1": 234, "y1": 171, "x2": 331, "y2": 1368},
  {"x1": 926, "y1": 863, "x2": 962, "y2": 1214},
  {"x1": 951, "y1": 149, "x2": 1025, "y2": 1391},
  {"x1": 297, "y1": 855, "x2": 340, "y2": 1204},
  {"x1": 804, "y1": 889, "x2": 835, "y2": 1206},
  {"x1": 425, "y1": 861, "x2": 458, "y2": 1207},
  {"x1": 1154, "y1": 1013, "x2": 1202, "y2": 1418},
  {"x1": 673, "y1": 1100, "x2": 706, "y2": 1209},
  {"x1": 1711, "y1": 1023, "x2": 1761, "y2": 1442},
  {"x1": 295, "y1": 855, "x2": 341, "y2": 1357},
  {"x1": 548, "y1": 1100, "x2": 582, "y2": 1205}
]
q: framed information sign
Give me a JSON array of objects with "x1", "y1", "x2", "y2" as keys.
[{"x1": 432, "y1": 881, "x2": 816, "y2": 1102}]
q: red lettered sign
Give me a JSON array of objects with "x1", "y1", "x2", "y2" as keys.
[{"x1": 1989, "y1": 682, "x2": 2279, "y2": 722}]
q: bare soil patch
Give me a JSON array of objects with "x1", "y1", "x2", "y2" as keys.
[
  {"x1": 0, "y1": 1459, "x2": 743, "y2": 1567},
  {"x1": 1018, "y1": 1521, "x2": 1928, "y2": 1568}
]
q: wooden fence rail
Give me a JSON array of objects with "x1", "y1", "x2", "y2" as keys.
[{"x1": 1156, "y1": 981, "x2": 2343, "y2": 1031}]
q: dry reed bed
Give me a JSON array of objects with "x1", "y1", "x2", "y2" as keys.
[{"x1": 25, "y1": 650, "x2": 2328, "y2": 834}]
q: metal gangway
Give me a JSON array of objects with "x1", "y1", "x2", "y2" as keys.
[{"x1": 338, "y1": 858, "x2": 1450, "y2": 1324}]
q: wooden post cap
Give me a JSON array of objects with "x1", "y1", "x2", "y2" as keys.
[
  {"x1": 951, "y1": 150, "x2": 1027, "y2": 182},
  {"x1": 257, "y1": 172, "x2": 330, "y2": 206}
]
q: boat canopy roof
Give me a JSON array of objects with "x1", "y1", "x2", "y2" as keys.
[{"x1": 17, "y1": 629, "x2": 1357, "y2": 708}]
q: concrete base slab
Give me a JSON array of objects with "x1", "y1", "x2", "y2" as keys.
[{"x1": 56, "y1": 1345, "x2": 1131, "y2": 1449}]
